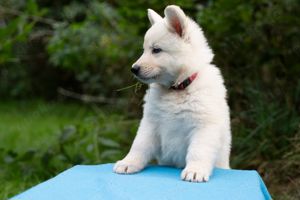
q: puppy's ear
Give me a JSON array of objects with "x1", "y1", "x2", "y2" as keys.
[
  {"x1": 164, "y1": 5, "x2": 186, "y2": 37},
  {"x1": 147, "y1": 9, "x2": 162, "y2": 25}
]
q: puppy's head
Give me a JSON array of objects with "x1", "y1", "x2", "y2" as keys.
[{"x1": 131, "y1": 5, "x2": 212, "y2": 87}]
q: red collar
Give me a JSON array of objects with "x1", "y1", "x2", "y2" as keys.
[{"x1": 170, "y1": 72, "x2": 198, "y2": 90}]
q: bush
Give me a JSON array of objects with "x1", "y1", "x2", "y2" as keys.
[
  {"x1": 47, "y1": 2, "x2": 140, "y2": 96},
  {"x1": 0, "y1": 0, "x2": 195, "y2": 98}
]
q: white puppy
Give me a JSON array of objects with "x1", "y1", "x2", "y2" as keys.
[{"x1": 114, "y1": 5, "x2": 231, "y2": 182}]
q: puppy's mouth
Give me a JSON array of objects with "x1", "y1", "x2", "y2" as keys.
[{"x1": 135, "y1": 74, "x2": 159, "y2": 82}]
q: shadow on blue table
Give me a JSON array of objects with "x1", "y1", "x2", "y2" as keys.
[{"x1": 12, "y1": 164, "x2": 271, "y2": 200}]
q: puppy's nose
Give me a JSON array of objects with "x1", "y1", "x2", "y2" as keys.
[{"x1": 131, "y1": 65, "x2": 140, "y2": 75}]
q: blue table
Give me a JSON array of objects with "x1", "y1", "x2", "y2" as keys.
[{"x1": 12, "y1": 164, "x2": 271, "y2": 200}]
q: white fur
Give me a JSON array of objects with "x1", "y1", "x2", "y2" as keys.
[{"x1": 114, "y1": 5, "x2": 231, "y2": 182}]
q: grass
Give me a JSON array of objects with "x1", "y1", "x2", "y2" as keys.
[
  {"x1": 0, "y1": 101, "x2": 92, "y2": 152},
  {"x1": 0, "y1": 100, "x2": 94, "y2": 199},
  {"x1": 0, "y1": 100, "x2": 138, "y2": 199}
]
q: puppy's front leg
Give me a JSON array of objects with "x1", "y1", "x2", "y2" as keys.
[
  {"x1": 182, "y1": 125, "x2": 221, "y2": 182},
  {"x1": 114, "y1": 117, "x2": 157, "y2": 174}
]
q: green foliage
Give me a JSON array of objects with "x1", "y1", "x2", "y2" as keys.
[
  {"x1": 47, "y1": 1, "x2": 140, "y2": 95},
  {"x1": 0, "y1": 0, "x2": 44, "y2": 64},
  {"x1": 48, "y1": 2, "x2": 126, "y2": 70},
  {"x1": 0, "y1": 0, "x2": 50, "y2": 98}
]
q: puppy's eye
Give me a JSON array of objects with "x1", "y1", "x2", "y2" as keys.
[{"x1": 152, "y1": 47, "x2": 162, "y2": 54}]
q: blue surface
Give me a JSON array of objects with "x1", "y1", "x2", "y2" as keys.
[{"x1": 12, "y1": 164, "x2": 271, "y2": 200}]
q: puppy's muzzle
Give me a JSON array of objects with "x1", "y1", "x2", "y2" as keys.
[{"x1": 131, "y1": 65, "x2": 141, "y2": 75}]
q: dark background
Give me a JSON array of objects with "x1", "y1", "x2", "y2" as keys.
[{"x1": 0, "y1": 0, "x2": 299, "y2": 199}]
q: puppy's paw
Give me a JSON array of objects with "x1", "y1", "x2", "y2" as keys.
[
  {"x1": 113, "y1": 160, "x2": 144, "y2": 174},
  {"x1": 181, "y1": 164, "x2": 212, "y2": 182}
]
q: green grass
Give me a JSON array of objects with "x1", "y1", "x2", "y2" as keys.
[
  {"x1": 0, "y1": 101, "x2": 93, "y2": 152},
  {"x1": 0, "y1": 100, "x2": 138, "y2": 199},
  {"x1": 0, "y1": 100, "x2": 94, "y2": 199}
]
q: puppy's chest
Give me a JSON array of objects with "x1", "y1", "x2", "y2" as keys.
[
  {"x1": 147, "y1": 89, "x2": 201, "y2": 128},
  {"x1": 146, "y1": 91, "x2": 200, "y2": 166}
]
